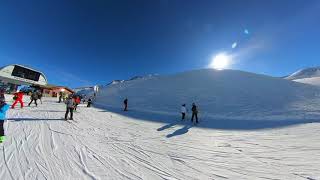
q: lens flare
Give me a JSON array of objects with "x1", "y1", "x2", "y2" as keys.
[{"x1": 209, "y1": 53, "x2": 230, "y2": 70}]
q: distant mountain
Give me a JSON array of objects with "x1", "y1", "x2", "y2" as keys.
[
  {"x1": 286, "y1": 67, "x2": 320, "y2": 80},
  {"x1": 286, "y1": 67, "x2": 320, "y2": 86}
]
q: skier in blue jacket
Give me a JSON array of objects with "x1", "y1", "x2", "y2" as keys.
[{"x1": 0, "y1": 97, "x2": 10, "y2": 143}]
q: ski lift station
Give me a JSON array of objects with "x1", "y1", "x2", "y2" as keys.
[
  {"x1": 0, "y1": 64, "x2": 48, "y2": 93},
  {"x1": 0, "y1": 64, "x2": 48, "y2": 86}
]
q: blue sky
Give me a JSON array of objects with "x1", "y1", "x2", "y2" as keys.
[{"x1": 0, "y1": 0, "x2": 319, "y2": 87}]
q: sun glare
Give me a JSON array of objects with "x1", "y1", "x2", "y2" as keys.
[{"x1": 210, "y1": 53, "x2": 230, "y2": 70}]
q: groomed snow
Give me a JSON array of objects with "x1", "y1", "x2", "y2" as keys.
[{"x1": 0, "y1": 86, "x2": 320, "y2": 179}]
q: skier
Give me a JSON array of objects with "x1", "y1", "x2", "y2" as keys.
[
  {"x1": 123, "y1": 98, "x2": 128, "y2": 111},
  {"x1": 181, "y1": 104, "x2": 187, "y2": 120},
  {"x1": 0, "y1": 89, "x2": 5, "y2": 99},
  {"x1": 38, "y1": 91, "x2": 43, "y2": 104},
  {"x1": 0, "y1": 97, "x2": 10, "y2": 143},
  {"x1": 58, "y1": 91, "x2": 63, "y2": 103},
  {"x1": 74, "y1": 96, "x2": 81, "y2": 111},
  {"x1": 87, "y1": 98, "x2": 92, "y2": 107},
  {"x1": 65, "y1": 95, "x2": 75, "y2": 120},
  {"x1": 11, "y1": 91, "x2": 24, "y2": 109},
  {"x1": 191, "y1": 103, "x2": 199, "y2": 124},
  {"x1": 28, "y1": 91, "x2": 39, "y2": 107}
]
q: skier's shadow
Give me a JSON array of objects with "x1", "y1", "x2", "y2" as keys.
[
  {"x1": 166, "y1": 124, "x2": 193, "y2": 138},
  {"x1": 157, "y1": 122, "x2": 179, "y2": 131}
]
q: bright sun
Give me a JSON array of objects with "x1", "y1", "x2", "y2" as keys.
[{"x1": 209, "y1": 53, "x2": 230, "y2": 70}]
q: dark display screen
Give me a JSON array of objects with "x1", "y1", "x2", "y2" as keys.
[{"x1": 11, "y1": 65, "x2": 41, "y2": 81}]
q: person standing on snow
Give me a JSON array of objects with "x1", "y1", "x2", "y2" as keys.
[
  {"x1": 74, "y1": 96, "x2": 81, "y2": 111},
  {"x1": 123, "y1": 98, "x2": 128, "y2": 111},
  {"x1": 181, "y1": 104, "x2": 187, "y2": 120},
  {"x1": 0, "y1": 97, "x2": 10, "y2": 143},
  {"x1": 0, "y1": 89, "x2": 5, "y2": 99},
  {"x1": 38, "y1": 91, "x2": 43, "y2": 104},
  {"x1": 65, "y1": 95, "x2": 75, "y2": 120},
  {"x1": 191, "y1": 103, "x2": 199, "y2": 124},
  {"x1": 87, "y1": 98, "x2": 92, "y2": 107},
  {"x1": 11, "y1": 91, "x2": 24, "y2": 109},
  {"x1": 28, "y1": 91, "x2": 39, "y2": 107},
  {"x1": 58, "y1": 91, "x2": 63, "y2": 103}
]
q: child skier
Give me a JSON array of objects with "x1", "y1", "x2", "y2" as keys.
[
  {"x1": 181, "y1": 104, "x2": 187, "y2": 120},
  {"x1": 0, "y1": 97, "x2": 10, "y2": 143}
]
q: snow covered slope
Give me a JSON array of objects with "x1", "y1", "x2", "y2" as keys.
[
  {"x1": 95, "y1": 69, "x2": 320, "y2": 121},
  {"x1": 2, "y1": 95, "x2": 320, "y2": 179}
]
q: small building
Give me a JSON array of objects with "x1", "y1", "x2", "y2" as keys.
[{"x1": 41, "y1": 85, "x2": 74, "y2": 97}]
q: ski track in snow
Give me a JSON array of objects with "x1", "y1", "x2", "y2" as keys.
[{"x1": 0, "y1": 97, "x2": 319, "y2": 180}]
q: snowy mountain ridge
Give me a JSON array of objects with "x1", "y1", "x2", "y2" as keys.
[
  {"x1": 105, "y1": 74, "x2": 159, "y2": 86},
  {"x1": 285, "y1": 67, "x2": 320, "y2": 86},
  {"x1": 286, "y1": 67, "x2": 320, "y2": 80}
]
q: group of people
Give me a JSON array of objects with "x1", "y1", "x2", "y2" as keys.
[
  {"x1": 11, "y1": 90, "x2": 43, "y2": 109},
  {"x1": 181, "y1": 103, "x2": 199, "y2": 124},
  {"x1": 122, "y1": 98, "x2": 199, "y2": 124}
]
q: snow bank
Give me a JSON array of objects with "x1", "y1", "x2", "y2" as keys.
[{"x1": 95, "y1": 69, "x2": 320, "y2": 121}]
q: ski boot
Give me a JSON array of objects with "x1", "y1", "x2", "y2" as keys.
[{"x1": 0, "y1": 136, "x2": 6, "y2": 143}]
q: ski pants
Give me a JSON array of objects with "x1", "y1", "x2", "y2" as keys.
[
  {"x1": 182, "y1": 113, "x2": 186, "y2": 120},
  {"x1": 124, "y1": 103, "x2": 128, "y2": 111},
  {"x1": 12, "y1": 99, "x2": 24, "y2": 108},
  {"x1": 87, "y1": 102, "x2": 91, "y2": 107},
  {"x1": 191, "y1": 113, "x2": 198, "y2": 123},
  {"x1": 28, "y1": 99, "x2": 38, "y2": 106},
  {"x1": 74, "y1": 103, "x2": 79, "y2": 111},
  {"x1": 0, "y1": 121, "x2": 4, "y2": 136},
  {"x1": 65, "y1": 107, "x2": 74, "y2": 120}
]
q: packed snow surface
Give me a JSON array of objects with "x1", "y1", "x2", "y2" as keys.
[
  {"x1": 1, "y1": 95, "x2": 320, "y2": 180},
  {"x1": 1, "y1": 69, "x2": 320, "y2": 179}
]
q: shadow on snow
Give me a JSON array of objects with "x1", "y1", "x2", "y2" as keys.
[{"x1": 95, "y1": 105, "x2": 320, "y2": 137}]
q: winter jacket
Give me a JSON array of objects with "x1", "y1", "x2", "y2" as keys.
[
  {"x1": 65, "y1": 98, "x2": 75, "y2": 108},
  {"x1": 31, "y1": 92, "x2": 39, "y2": 100},
  {"x1": 15, "y1": 92, "x2": 24, "y2": 100},
  {"x1": 0, "y1": 104, "x2": 10, "y2": 120},
  {"x1": 181, "y1": 106, "x2": 187, "y2": 113},
  {"x1": 192, "y1": 105, "x2": 198, "y2": 114},
  {"x1": 75, "y1": 97, "x2": 81, "y2": 104}
]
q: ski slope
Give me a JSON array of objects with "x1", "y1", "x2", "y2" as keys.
[
  {"x1": 96, "y1": 69, "x2": 320, "y2": 122},
  {"x1": 0, "y1": 96, "x2": 320, "y2": 179}
]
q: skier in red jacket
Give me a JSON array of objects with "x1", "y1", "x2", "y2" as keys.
[{"x1": 11, "y1": 91, "x2": 24, "y2": 109}]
